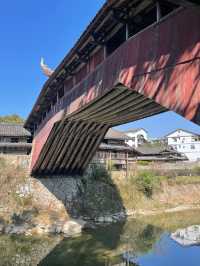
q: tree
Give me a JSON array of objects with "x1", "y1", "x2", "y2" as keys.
[{"x1": 0, "y1": 114, "x2": 24, "y2": 124}]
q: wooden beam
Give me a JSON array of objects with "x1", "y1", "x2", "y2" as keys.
[
  {"x1": 167, "y1": 0, "x2": 200, "y2": 7},
  {"x1": 47, "y1": 120, "x2": 80, "y2": 173},
  {"x1": 45, "y1": 120, "x2": 75, "y2": 172},
  {"x1": 80, "y1": 124, "x2": 109, "y2": 172},
  {"x1": 70, "y1": 122, "x2": 99, "y2": 172}
]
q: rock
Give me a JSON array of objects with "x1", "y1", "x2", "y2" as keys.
[
  {"x1": 171, "y1": 225, "x2": 200, "y2": 246},
  {"x1": 30, "y1": 224, "x2": 49, "y2": 235},
  {"x1": 104, "y1": 216, "x2": 113, "y2": 223},
  {"x1": 5, "y1": 224, "x2": 29, "y2": 235},
  {"x1": 62, "y1": 219, "x2": 85, "y2": 237},
  {"x1": 95, "y1": 217, "x2": 105, "y2": 223},
  {"x1": 52, "y1": 222, "x2": 64, "y2": 234},
  {"x1": 83, "y1": 222, "x2": 96, "y2": 230}
]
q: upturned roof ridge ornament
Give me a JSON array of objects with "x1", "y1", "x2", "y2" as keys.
[{"x1": 40, "y1": 57, "x2": 54, "y2": 77}]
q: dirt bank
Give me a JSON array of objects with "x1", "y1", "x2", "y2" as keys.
[{"x1": 1, "y1": 155, "x2": 200, "y2": 236}]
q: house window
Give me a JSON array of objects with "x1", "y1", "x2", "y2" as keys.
[
  {"x1": 191, "y1": 145, "x2": 195, "y2": 150},
  {"x1": 11, "y1": 138, "x2": 19, "y2": 143}
]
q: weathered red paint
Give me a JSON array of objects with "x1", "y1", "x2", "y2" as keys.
[
  {"x1": 31, "y1": 110, "x2": 64, "y2": 170},
  {"x1": 31, "y1": 7, "x2": 200, "y2": 171}
]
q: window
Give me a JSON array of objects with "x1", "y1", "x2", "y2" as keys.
[
  {"x1": 128, "y1": 5, "x2": 157, "y2": 38},
  {"x1": 191, "y1": 145, "x2": 195, "y2": 150},
  {"x1": 47, "y1": 105, "x2": 51, "y2": 114},
  {"x1": 106, "y1": 25, "x2": 126, "y2": 56},
  {"x1": 52, "y1": 96, "x2": 57, "y2": 106},
  {"x1": 128, "y1": 1, "x2": 179, "y2": 38},
  {"x1": 11, "y1": 138, "x2": 19, "y2": 143},
  {"x1": 27, "y1": 137, "x2": 32, "y2": 144},
  {"x1": 58, "y1": 87, "x2": 64, "y2": 98}
]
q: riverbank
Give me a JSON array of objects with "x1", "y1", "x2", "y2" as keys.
[{"x1": 1, "y1": 155, "x2": 200, "y2": 237}]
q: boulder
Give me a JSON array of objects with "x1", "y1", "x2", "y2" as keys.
[
  {"x1": 171, "y1": 225, "x2": 200, "y2": 246},
  {"x1": 62, "y1": 219, "x2": 85, "y2": 237},
  {"x1": 5, "y1": 224, "x2": 29, "y2": 235}
]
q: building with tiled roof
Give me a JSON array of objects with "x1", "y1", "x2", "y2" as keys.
[
  {"x1": 94, "y1": 128, "x2": 186, "y2": 169},
  {"x1": 0, "y1": 123, "x2": 32, "y2": 155}
]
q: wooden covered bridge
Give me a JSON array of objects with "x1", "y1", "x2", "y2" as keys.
[{"x1": 25, "y1": 0, "x2": 200, "y2": 176}]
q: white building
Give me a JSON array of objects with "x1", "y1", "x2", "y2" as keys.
[
  {"x1": 165, "y1": 129, "x2": 200, "y2": 161},
  {"x1": 124, "y1": 128, "x2": 148, "y2": 148}
]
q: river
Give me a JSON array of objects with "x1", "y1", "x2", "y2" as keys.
[{"x1": 1, "y1": 210, "x2": 200, "y2": 266}]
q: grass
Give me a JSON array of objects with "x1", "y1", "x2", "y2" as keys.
[
  {"x1": 137, "y1": 161, "x2": 151, "y2": 166},
  {"x1": 168, "y1": 175, "x2": 200, "y2": 185},
  {"x1": 0, "y1": 157, "x2": 33, "y2": 221},
  {"x1": 110, "y1": 168, "x2": 200, "y2": 212}
]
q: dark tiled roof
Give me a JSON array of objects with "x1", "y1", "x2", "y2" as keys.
[
  {"x1": 136, "y1": 143, "x2": 176, "y2": 155},
  {"x1": 105, "y1": 128, "x2": 129, "y2": 140},
  {"x1": 99, "y1": 143, "x2": 134, "y2": 152},
  {"x1": 0, "y1": 123, "x2": 31, "y2": 137}
]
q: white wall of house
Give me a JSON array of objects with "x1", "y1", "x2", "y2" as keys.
[
  {"x1": 125, "y1": 129, "x2": 148, "y2": 148},
  {"x1": 166, "y1": 129, "x2": 200, "y2": 161}
]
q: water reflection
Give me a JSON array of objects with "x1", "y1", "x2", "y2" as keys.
[{"x1": 1, "y1": 210, "x2": 200, "y2": 266}]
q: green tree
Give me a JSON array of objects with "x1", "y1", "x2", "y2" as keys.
[{"x1": 0, "y1": 114, "x2": 24, "y2": 124}]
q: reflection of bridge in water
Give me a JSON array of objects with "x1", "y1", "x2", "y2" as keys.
[{"x1": 25, "y1": 0, "x2": 200, "y2": 176}]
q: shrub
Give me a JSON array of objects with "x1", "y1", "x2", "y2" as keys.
[
  {"x1": 89, "y1": 164, "x2": 111, "y2": 183},
  {"x1": 192, "y1": 166, "x2": 200, "y2": 176},
  {"x1": 107, "y1": 160, "x2": 117, "y2": 171},
  {"x1": 136, "y1": 171, "x2": 155, "y2": 197},
  {"x1": 135, "y1": 171, "x2": 167, "y2": 198}
]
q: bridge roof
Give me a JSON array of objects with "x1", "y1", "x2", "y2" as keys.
[
  {"x1": 25, "y1": 0, "x2": 163, "y2": 130},
  {"x1": 24, "y1": 0, "x2": 117, "y2": 129},
  {"x1": 25, "y1": 0, "x2": 197, "y2": 131}
]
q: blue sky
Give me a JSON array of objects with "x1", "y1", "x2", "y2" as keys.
[{"x1": 0, "y1": 0, "x2": 200, "y2": 138}]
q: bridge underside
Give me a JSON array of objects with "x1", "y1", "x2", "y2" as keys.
[{"x1": 32, "y1": 86, "x2": 167, "y2": 176}]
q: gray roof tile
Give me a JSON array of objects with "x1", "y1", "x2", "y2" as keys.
[{"x1": 0, "y1": 123, "x2": 31, "y2": 137}]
